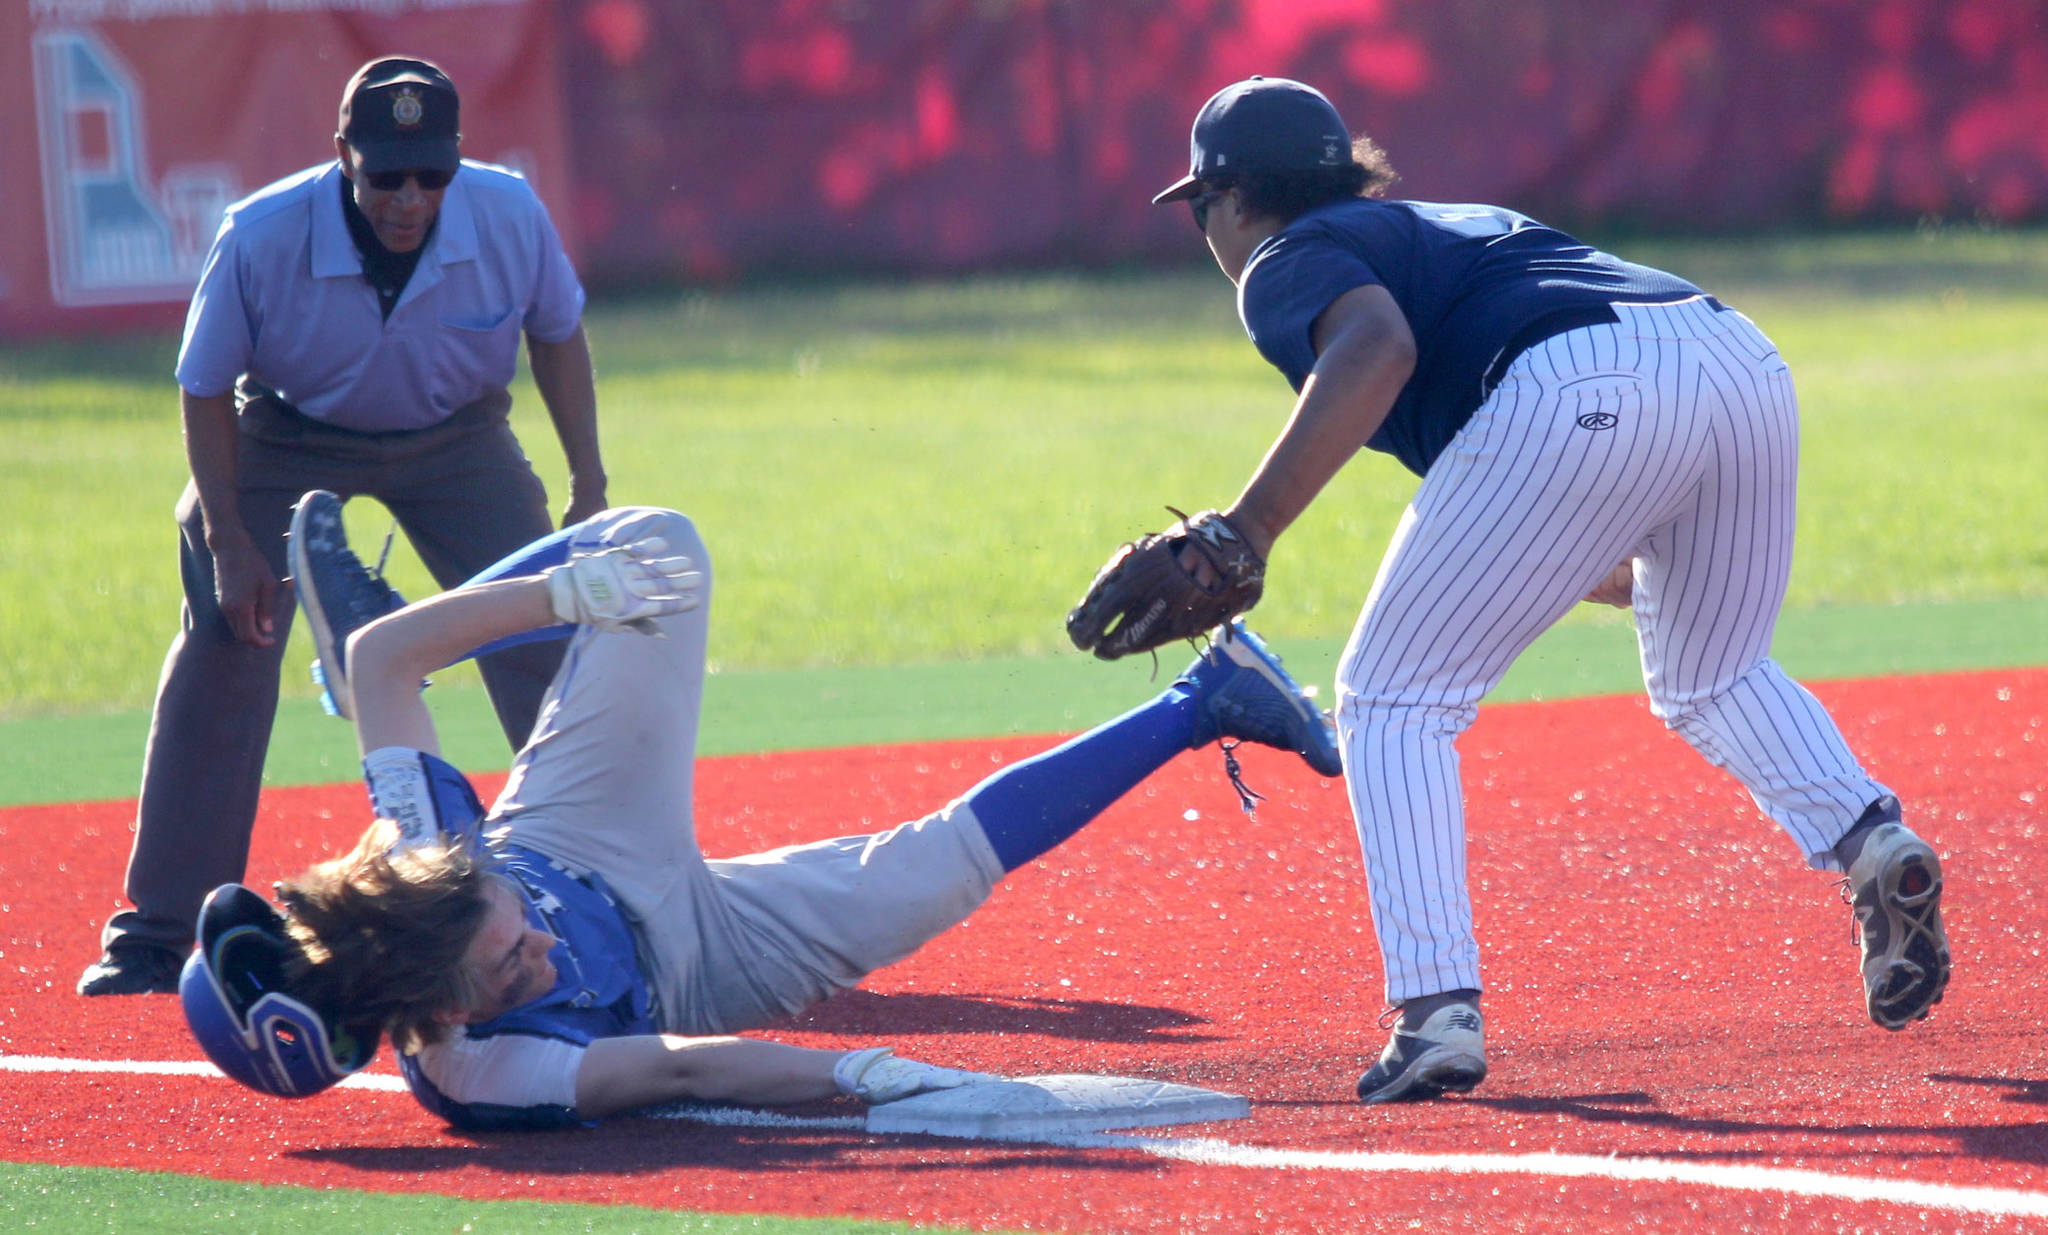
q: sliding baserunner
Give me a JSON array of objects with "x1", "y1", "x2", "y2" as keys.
[{"x1": 181, "y1": 493, "x2": 1342, "y2": 1129}]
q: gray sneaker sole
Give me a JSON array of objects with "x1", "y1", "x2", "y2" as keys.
[
  {"x1": 1356, "y1": 1041, "x2": 1488, "y2": 1104},
  {"x1": 1856, "y1": 832, "x2": 1949, "y2": 1030},
  {"x1": 1359, "y1": 1048, "x2": 1490, "y2": 1105}
]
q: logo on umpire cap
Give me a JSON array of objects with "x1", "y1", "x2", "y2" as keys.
[{"x1": 391, "y1": 86, "x2": 424, "y2": 129}]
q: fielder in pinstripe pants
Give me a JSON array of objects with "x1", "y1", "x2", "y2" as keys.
[{"x1": 1146, "y1": 77, "x2": 1950, "y2": 1103}]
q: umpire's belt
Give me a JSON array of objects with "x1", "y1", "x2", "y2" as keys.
[{"x1": 235, "y1": 376, "x2": 488, "y2": 438}]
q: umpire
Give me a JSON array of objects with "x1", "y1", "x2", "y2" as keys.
[{"x1": 79, "y1": 56, "x2": 610, "y2": 995}]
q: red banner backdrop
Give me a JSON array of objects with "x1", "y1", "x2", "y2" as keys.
[
  {"x1": 554, "y1": 0, "x2": 2048, "y2": 285},
  {"x1": 0, "y1": 0, "x2": 570, "y2": 337},
  {"x1": 5, "y1": 0, "x2": 2046, "y2": 334}
]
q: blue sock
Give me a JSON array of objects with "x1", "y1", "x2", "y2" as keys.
[{"x1": 969, "y1": 686, "x2": 1199, "y2": 872}]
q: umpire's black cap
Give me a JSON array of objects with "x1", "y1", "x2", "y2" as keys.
[
  {"x1": 1154, "y1": 76, "x2": 1351, "y2": 203},
  {"x1": 338, "y1": 56, "x2": 461, "y2": 176}
]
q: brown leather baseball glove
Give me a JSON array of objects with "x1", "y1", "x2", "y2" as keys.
[{"x1": 1066, "y1": 507, "x2": 1265, "y2": 660}]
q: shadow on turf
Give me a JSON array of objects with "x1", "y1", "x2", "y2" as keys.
[
  {"x1": 1928, "y1": 1072, "x2": 2048, "y2": 1107},
  {"x1": 1463, "y1": 1082, "x2": 2048, "y2": 1167},
  {"x1": 295, "y1": 1132, "x2": 1153, "y2": 1176},
  {"x1": 762, "y1": 987, "x2": 1227, "y2": 1044}
]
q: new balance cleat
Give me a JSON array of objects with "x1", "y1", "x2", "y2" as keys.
[
  {"x1": 288, "y1": 490, "x2": 405, "y2": 721},
  {"x1": 1356, "y1": 1001, "x2": 1487, "y2": 1104},
  {"x1": 1845, "y1": 820, "x2": 1949, "y2": 1029},
  {"x1": 1180, "y1": 622, "x2": 1343, "y2": 777}
]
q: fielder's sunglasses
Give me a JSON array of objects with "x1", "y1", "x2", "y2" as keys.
[
  {"x1": 1188, "y1": 184, "x2": 1231, "y2": 233},
  {"x1": 366, "y1": 168, "x2": 455, "y2": 191}
]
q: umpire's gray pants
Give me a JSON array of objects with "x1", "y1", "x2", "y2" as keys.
[{"x1": 100, "y1": 391, "x2": 564, "y2": 955}]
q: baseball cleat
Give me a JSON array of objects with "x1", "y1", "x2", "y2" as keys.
[
  {"x1": 1845, "y1": 820, "x2": 1949, "y2": 1029},
  {"x1": 77, "y1": 943, "x2": 185, "y2": 997},
  {"x1": 1356, "y1": 1001, "x2": 1488, "y2": 1104},
  {"x1": 288, "y1": 490, "x2": 405, "y2": 721},
  {"x1": 1180, "y1": 622, "x2": 1344, "y2": 777}
]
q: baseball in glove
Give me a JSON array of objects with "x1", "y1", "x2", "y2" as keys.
[{"x1": 1066, "y1": 507, "x2": 1265, "y2": 660}]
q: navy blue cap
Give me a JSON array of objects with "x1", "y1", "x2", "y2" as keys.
[
  {"x1": 1154, "y1": 76, "x2": 1351, "y2": 204},
  {"x1": 338, "y1": 57, "x2": 461, "y2": 176}
]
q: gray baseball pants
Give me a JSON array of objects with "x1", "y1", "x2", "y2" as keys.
[{"x1": 492, "y1": 508, "x2": 1005, "y2": 1035}]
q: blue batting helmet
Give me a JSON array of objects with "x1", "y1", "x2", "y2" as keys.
[{"x1": 179, "y1": 883, "x2": 377, "y2": 1098}]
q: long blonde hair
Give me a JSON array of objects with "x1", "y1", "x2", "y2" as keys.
[{"x1": 276, "y1": 821, "x2": 500, "y2": 1054}]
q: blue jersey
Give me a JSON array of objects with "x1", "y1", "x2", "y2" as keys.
[
  {"x1": 366, "y1": 748, "x2": 656, "y2": 1131},
  {"x1": 398, "y1": 844, "x2": 656, "y2": 1130},
  {"x1": 1236, "y1": 198, "x2": 1703, "y2": 475}
]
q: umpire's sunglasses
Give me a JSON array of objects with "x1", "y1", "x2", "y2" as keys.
[
  {"x1": 365, "y1": 168, "x2": 455, "y2": 192},
  {"x1": 1188, "y1": 184, "x2": 1232, "y2": 234}
]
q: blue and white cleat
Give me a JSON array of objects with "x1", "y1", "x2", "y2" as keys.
[
  {"x1": 1180, "y1": 622, "x2": 1344, "y2": 783},
  {"x1": 287, "y1": 490, "x2": 405, "y2": 720}
]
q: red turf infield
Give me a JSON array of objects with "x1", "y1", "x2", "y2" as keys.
[{"x1": 3, "y1": 668, "x2": 2044, "y2": 1233}]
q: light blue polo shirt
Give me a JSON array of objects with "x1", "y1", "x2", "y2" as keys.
[{"x1": 175, "y1": 160, "x2": 586, "y2": 432}]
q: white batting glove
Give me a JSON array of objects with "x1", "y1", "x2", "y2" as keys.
[
  {"x1": 543, "y1": 536, "x2": 704, "y2": 634},
  {"x1": 832, "y1": 1047, "x2": 994, "y2": 1106}
]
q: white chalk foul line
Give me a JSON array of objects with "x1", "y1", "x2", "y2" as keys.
[
  {"x1": 7, "y1": 1054, "x2": 2046, "y2": 1219},
  {"x1": 0, "y1": 1053, "x2": 409, "y2": 1090},
  {"x1": 1085, "y1": 1136, "x2": 2048, "y2": 1220}
]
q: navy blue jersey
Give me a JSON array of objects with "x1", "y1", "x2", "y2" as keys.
[{"x1": 1236, "y1": 199, "x2": 1703, "y2": 475}]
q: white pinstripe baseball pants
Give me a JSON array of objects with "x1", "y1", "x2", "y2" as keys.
[{"x1": 1336, "y1": 296, "x2": 1894, "y2": 1003}]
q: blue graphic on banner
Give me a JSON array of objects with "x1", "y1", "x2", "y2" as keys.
[{"x1": 32, "y1": 28, "x2": 236, "y2": 306}]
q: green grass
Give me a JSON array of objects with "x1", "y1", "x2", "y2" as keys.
[
  {"x1": 0, "y1": 1161, "x2": 978, "y2": 1234},
  {"x1": 6, "y1": 592, "x2": 2044, "y2": 807},
  {"x1": 3, "y1": 229, "x2": 2045, "y2": 719}
]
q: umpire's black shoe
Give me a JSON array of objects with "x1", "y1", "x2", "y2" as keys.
[{"x1": 77, "y1": 944, "x2": 184, "y2": 996}]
